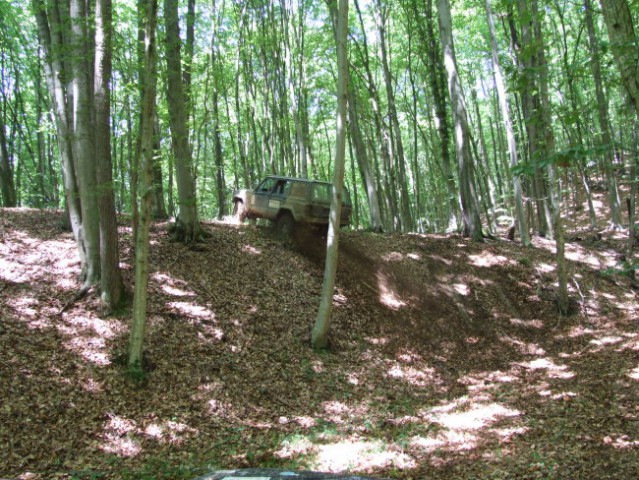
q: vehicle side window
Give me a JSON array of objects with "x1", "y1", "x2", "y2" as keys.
[
  {"x1": 257, "y1": 178, "x2": 277, "y2": 192},
  {"x1": 312, "y1": 184, "x2": 332, "y2": 201},
  {"x1": 273, "y1": 179, "x2": 288, "y2": 196}
]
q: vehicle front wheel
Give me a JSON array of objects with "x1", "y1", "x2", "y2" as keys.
[
  {"x1": 233, "y1": 200, "x2": 247, "y2": 222},
  {"x1": 275, "y1": 213, "x2": 296, "y2": 239}
]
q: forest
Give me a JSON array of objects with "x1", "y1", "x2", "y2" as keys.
[{"x1": 1, "y1": 0, "x2": 639, "y2": 478}]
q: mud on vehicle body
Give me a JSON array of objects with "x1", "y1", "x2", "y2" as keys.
[{"x1": 232, "y1": 176, "x2": 352, "y2": 234}]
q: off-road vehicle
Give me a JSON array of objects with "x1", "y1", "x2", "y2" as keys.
[{"x1": 232, "y1": 176, "x2": 352, "y2": 235}]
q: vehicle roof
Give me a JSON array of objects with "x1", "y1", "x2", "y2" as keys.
[{"x1": 263, "y1": 175, "x2": 332, "y2": 185}]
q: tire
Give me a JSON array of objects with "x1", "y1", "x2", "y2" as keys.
[
  {"x1": 275, "y1": 213, "x2": 295, "y2": 239},
  {"x1": 233, "y1": 200, "x2": 247, "y2": 222}
]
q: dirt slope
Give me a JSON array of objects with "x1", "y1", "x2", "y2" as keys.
[{"x1": 1, "y1": 208, "x2": 638, "y2": 479}]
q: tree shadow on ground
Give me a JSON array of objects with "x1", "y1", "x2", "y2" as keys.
[{"x1": 1, "y1": 210, "x2": 638, "y2": 479}]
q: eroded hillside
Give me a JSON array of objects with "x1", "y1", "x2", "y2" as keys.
[{"x1": 1, "y1": 208, "x2": 638, "y2": 479}]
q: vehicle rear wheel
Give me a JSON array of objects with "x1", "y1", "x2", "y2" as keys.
[
  {"x1": 233, "y1": 200, "x2": 247, "y2": 222},
  {"x1": 275, "y1": 213, "x2": 295, "y2": 239}
]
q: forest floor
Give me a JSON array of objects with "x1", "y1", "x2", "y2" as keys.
[{"x1": 1, "y1": 200, "x2": 639, "y2": 479}]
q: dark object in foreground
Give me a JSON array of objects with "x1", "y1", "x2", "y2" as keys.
[{"x1": 194, "y1": 468, "x2": 388, "y2": 480}]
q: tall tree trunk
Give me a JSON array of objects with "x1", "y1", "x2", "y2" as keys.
[
  {"x1": 512, "y1": 0, "x2": 554, "y2": 238},
  {"x1": 486, "y1": 0, "x2": 530, "y2": 245},
  {"x1": 347, "y1": 90, "x2": 384, "y2": 232},
  {"x1": 164, "y1": 0, "x2": 201, "y2": 242},
  {"x1": 354, "y1": 0, "x2": 396, "y2": 231},
  {"x1": 33, "y1": 0, "x2": 83, "y2": 255},
  {"x1": 436, "y1": 0, "x2": 483, "y2": 240},
  {"x1": 34, "y1": 0, "x2": 101, "y2": 285},
  {"x1": 408, "y1": 0, "x2": 459, "y2": 231},
  {"x1": 95, "y1": 0, "x2": 124, "y2": 309},
  {"x1": 375, "y1": 0, "x2": 414, "y2": 232},
  {"x1": 70, "y1": 0, "x2": 101, "y2": 286},
  {"x1": 587, "y1": 0, "x2": 624, "y2": 228},
  {"x1": 627, "y1": 125, "x2": 637, "y2": 282},
  {"x1": 313, "y1": 0, "x2": 349, "y2": 350},
  {"x1": 151, "y1": 113, "x2": 168, "y2": 219},
  {"x1": 129, "y1": 0, "x2": 158, "y2": 373},
  {"x1": 599, "y1": 0, "x2": 639, "y2": 118},
  {"x1": 0, "y1": 120, "x2": 17, "y2": 207}
]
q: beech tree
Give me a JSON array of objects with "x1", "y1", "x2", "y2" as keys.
[
  {"x1": 129, "y1": 0, "x2": 158, "y2": 373},
  {"x1": 585, "y1": 0, "x2": 622, "y2": 229},
  {"x1": 312, "y1": 0, "x2": 349, "y2": 349},
  {"x1": 599, "y1": 0, "x2": 639, "y2": 118},
  {"x1": 485, "y1": 0, "x2": 529, "y2": 245},
  {"x1": 32, "y1": 0, "x2": 124, "y2": 308},
  {"x1": 436, "y1": 0, "x2": 482, "y2": 240},
  {"x1": 0, "y1": 118, "x2": 17, "y2": 207},
  {"x1": 0, "y1": 0, "x2": 630, "y2": 258},
  {"x1": 164, "y1": 0, "x2": 202, "y2": 242}
]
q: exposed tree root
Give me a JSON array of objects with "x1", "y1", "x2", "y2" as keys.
[{"x1": 57, "y1": 285, "x2": 94, "y2": 315}]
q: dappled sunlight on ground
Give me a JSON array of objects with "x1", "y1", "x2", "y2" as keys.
[
  {"x1": 3, "y1": 209, "x2": 639, "y2": 479},
  {"x1": 376, "y1": 271, "x2": 408, "y2": 309},
  {"x1": 314, "y1": 438, "x2": 415, "y2": 472},
  {"x1": 385, "y1": 362, "x2": 438, "y2": 387},
  {"x1": 98, "y1": 413, "x2": 199, "y2": 458},
  {"x1": 533, "y1": 234, "x2": 623, "y2": 270},
  {"x1": 468, "y1": 251, "x2": 517, "y2": 268},
  {"x1": 0, "y1": 229, "x2": 78, "y2": 289},
  {"x1": 517, "y1": 357, "x2": 575, "y2": 379}
]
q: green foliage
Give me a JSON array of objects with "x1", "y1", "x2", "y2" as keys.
[{"x1": 0, "y1": 0, "x2": 634, "y2": 235}]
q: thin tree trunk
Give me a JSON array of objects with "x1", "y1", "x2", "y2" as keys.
[
  {"x1": 585, "y1": 0, "x2": 622, "y2": 227},
  {"x1": 437, "y1": 0, "x2": 483, "y2": 240},
  {"x1": 70, "y1": 0, "x2": 101, "y2": 286},
  {"x1": 408, "y1": 0, "x2": 459, "y2": 231},
  {"x1": 313, "y1": 0, "x2": 349, "y2": 350},
  {"x1": 129, "y1": 0, "x2": 158, "y2": 373},
  {"x1": 347, "y1": 90, "x2": 383, "y2": 232},
  {"x1": 627, "y1": 125, "x2": 637, "y2": 282},
  {"x1": 95, "y1": 0, "x2": 124, "y2": 309},
  {"x1": 33, "y1": 0, "x2": 92, "y2": 281},
  {"x1": 486, "y1": 0, "x2": 530, "y2": 245},
  {"x1": 354, "y1": 0, "x2": 395, "y2": 230},
  {"x1": 151, "y1": 113, "x2": 168, "y2": 219},
  {"x1": 375, "y1": 0, "x2": 413, "y2": 231}
]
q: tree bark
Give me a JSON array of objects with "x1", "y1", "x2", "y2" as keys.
[
  {"x1": 408, "y1": 0, "x2": 459, "y2": 231},
  {"x1": 347, "y1": 90, "x2": 384, "y2": 232},
  {"x1": 511, "y1": 0, "x2": 554, "y2": 238},
  {"x1": 69, "y1": 0, "x2": 101, "y2": 286},
  {"x1": 164, "y1": 0, "x2": 202, "y2": 242},
  {"x1": 354, "y1": 0, "x2": 395, "y2": 231},
  {"x1": 586, "y1": 0, "x2": 623, "y2": 228},
  {"x1": 129, "y1": 0, "x2": 158, "y2": 373},
  {"x1": 375, "y1": 0, "x2": 414, "y2": 232},
  {"x1": 312, "y1": 0, "x2": 349, "y2": 350},
  {"x1": 95, "y1": 0, "x2": 124, "y2": 309},
  {"x1": 599, "y1": 0, "x2": 639, "y2": 118},
  {"x1": 0, "y1": 120, "x2": 17, "y2": 207},
  {"x1": 436, "y1": 0, "x2": 483, "y2": 240},
  {"x1": 486, "y1": 0, "x2": 530, "y2": 245}
]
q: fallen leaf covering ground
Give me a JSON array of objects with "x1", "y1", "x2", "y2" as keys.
[{"x1": 1, "y1": 206, "x2": 638, "y2": 479}]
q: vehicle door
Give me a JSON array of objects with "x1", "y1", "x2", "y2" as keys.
[
  {"x1": 251, "y1": 177, "x2": 278, "y2": 218},
  {"x1": 265, "y1": 179, "x2": 289, "y2": 220}
]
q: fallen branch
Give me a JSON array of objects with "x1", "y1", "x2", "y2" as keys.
[{"x1": 58, "y1": 285, "x2": 94, "y2": 315}]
